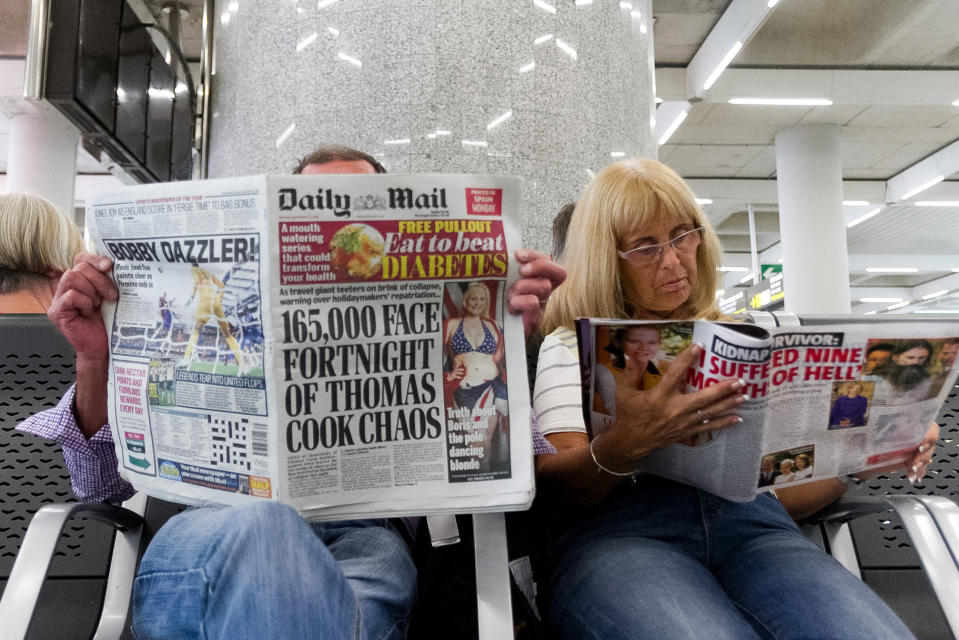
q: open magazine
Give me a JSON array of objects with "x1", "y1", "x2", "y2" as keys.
[
  {"x1": 577, "y1": 318, "x2": 959, "y2": 502},
  {"x1": 86, "y1": 173, "x2": 532, "y2": 520}
]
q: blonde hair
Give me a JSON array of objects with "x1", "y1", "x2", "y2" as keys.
[
  {"x1": 0, "y1": 193, "x2": 83, "y2": 293},
  {"x1": 463, "y1": 281, "x2": 491, "y2": 317},
  {"x1": 543, "y1": 158, "x2": 723, "y2": 333}
]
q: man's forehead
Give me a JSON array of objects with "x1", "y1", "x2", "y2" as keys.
[{"x1": 301, "y1": 159, "x2": 377, "y2": 175}]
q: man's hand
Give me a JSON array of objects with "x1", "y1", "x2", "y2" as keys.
[
  {"x1": 508, "y1": 249, "x2": 565, "y2": 338},
  {"x1": 47, "y1": 252, "x2": 117, "y2": 361}
]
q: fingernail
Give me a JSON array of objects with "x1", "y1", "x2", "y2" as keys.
[
  {"x1": 918, "y1": 444, "x2": 927, "y2": 453},
  {"x1": 520, "y1": 264, "x2": 532, "y2": 274},
  {"x1": 741, "y1": 394, "x2": 750, "y2": 402},
  {"x1": 911, "y1": 464, "x2": 919, "y2": 473},
  {"x1": 516, "y1": 249, "x2": 528, "y2": 260},
  {"x1": 736, "y1": 416, "x2": 743, "y2": 423},
  {"x1": 99, "y1": 259, "x2": 110, "y2": 269},
  {"x1": 908, "y1": 474, "x2": 917, "y2": 485}
]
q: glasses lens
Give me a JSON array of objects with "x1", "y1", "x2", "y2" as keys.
[{"x1": 672, "y1": 228, "x2": 701, "y2": 252}]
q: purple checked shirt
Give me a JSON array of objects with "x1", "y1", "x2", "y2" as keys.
[{"x1": 17, "y1": 385, "x2": 556, "y2": 506}]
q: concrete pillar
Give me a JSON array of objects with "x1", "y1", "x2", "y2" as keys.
[
  {"x1": 775, "y1": 124, "x2": 851, "y2": 313},
  {"x1": 206, "y1": 1, "x2": 657, "y2": 253},
  {"x1": 6, "y1": 111, "x2": 79, "y2": 218}
]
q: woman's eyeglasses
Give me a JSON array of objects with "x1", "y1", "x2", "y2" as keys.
[{"x1": 618, "y1": 226, "x2": 704, "y2": 266}]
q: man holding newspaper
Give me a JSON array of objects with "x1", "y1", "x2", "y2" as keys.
[{"x1": 20, "y1": 145, "x2": 564, "y2": 639}]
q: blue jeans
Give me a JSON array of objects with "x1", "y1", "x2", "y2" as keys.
[
  {"x1": 546, "y1": 475, "x2": 913, "y2": 640},
  {"x1": 131, "y1": 502, "x2": 416, "y2": 640}
]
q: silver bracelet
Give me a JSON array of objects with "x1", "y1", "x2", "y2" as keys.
[{"x1": 589, "y1": 438, "x2": 635, "y2": 477}]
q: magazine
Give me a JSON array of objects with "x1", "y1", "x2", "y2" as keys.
[
  {"x1": 86, "y1": 173, "x2": 532, "y2": 520},
  {"x1": 577, "y1": 318, "x2": 959, "y2": 502}
]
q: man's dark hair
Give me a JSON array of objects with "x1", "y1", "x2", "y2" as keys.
[
  {"x1": 892, "y1": 339, "x2": 933, "y2": 359},
  {"x1": 866, "y1": 342, "x2": 896, "y2": 357},
  {"x1": 552, "y1": 202, "x2": 576, "y2": 261},
  {"x1": 292, "y1": 144, "x2": 387, "y2": 174}
]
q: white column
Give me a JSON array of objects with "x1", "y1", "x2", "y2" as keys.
[
  {"x1": 6, "y1": 112, "x2": 79, "y2": 217},
  {"x1": 206, "y1": 0, "x2": 657, "y2": 254},
  {"x1": 775, "y1": 124, "x2": 851, "y2": 314}
]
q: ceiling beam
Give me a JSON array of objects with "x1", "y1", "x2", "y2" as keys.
[
  {"x1": 659, "y1": 68, "x2": 959, "y2": 106},
  {"x1": 685, "y1": 0, "x2": 777, "y2": 101}
]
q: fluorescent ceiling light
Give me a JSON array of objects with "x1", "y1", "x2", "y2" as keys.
[
  {"x1": 274, "y1": 122, "x2": 295, "y2": 149},
  {"x1": 860, "y1": 297, "x2": 903, "y2": 303},
  {"x1": 915, "y1": 309, "x2": 959, "y2": 313},
  {"x1": 915, "y1": 201, "x2": 959, "y2": 207},
  {"x1": 462, "y1": 140, "x2": 488, "y2": 147},
  {"x1": 847, "y1": 206, "x2": 882, "y2": 228},
  {"x1": 631, "y1": 10, "x2": 641, "y2": 18},
  {"x1": 886, "y1": 301, "x2": 910, "y2": 310},
  {"x1": 619, "y1": 1, "x2": 632, "y2": 9},
  {"x1": 922, "y1": 289, "x2": 949, "y2": 300},
  {"x1": 657, "y1": 108, "x2": 688, "y2": 145},
  {"x1": 721, "y1": 292, "x2": 744, "y2": 304},
  {"x1": 487, "y1": 110, "x2": 513, "y2": 131},
  {"x1": 842, "y1": 200, "x2": 870, "y2": 206},
  {"x1": 555, "y1": 38, "x2": 577, "y2": 59},
  {"x1": 534, "y1": 34, "x2": 553, "y2": 45},
  {"x1": 767, "y1": 0, "x2": 781, "y2": 6},
  {"x1": 863, "y1": 310, "x2": 877, "y2": 315},
  {"x1": 718, "y1": 266, "x2": 749, "y2": 272},
  {"x1": 695, "y1": 198, "x2": 712, "y2": 205},
  {"x1": 518, "y1": 61, "x2": 535, "y2": 73},
  {"x1": 575, "y1": 0, "x2": 593, "y2": 4},
  {"x1": 296, "y1": 32, "x2": 318, "y2": 52},
  {"x1": 317, "y1": 0, "x2": 339, "y2": 7},
  {"x1": 585, "y1": 168, "x2": 595, "y2": 178},
  {"x1": 337, "y1": 51, "x2": 362, "y2": 67},
  {"x1": 899, "y1": 174, "x2": 944, "y2": 201},
  {"x1": 739, "y1": 273, "x2": 755, "y2": 284},
  {"x1": 327, "y1": 26, "x2": 340, "y2": 37},
  {"x1": 640, "y1": 21, "x2": 648, "y2": 33},
  {"x1": 610, "y1": 151, "x2": 626, "y2": 158},
  {"x1": 655, "y1": 97, "x2": 663, "y2": 104},
  {"x1": 703, "y1": 41, "x2": 742, "y2": 91},
  {"x1": 953, "y1": 99, "x2": 959, "y2": 106},
  {"x1": 384, "y1": 138, "x2": 410, "y2": 145},
  {"x1": 728, "y1": 98, "x2": 832, "y2": 106},
  {"x1": 435, "y1": 130, "x2": 451, "y2": 136},
  {"x1": 866, "y1": 267, "x2": 919, "y2": 273},
  {"x1": 534, "y1": 0, "x2": 557, "y2": 14},
  {"x1": 715, "y1": 289, "x2": 725, "y2": 298},
  {"x1": 220, "y1": 12, "x2": 231, "y2": 25}
]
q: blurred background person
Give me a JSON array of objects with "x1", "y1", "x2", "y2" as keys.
[
  {"x1": 829, "y1": 382, "x2": 868, "y2": 427},
  {"x1": 0, "y1": 193, "x2": 83, "y2": 314},
  {"x1": 862, "y1": 342, "x2": 895, "y2": 376}
]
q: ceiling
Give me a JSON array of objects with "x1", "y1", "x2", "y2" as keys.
[
  {"x1": 652, "y1": 0, "x2": 959, "y2": 315},
  {"x1": 1, "y1": 0, "x2": 957, "y2": 315}
]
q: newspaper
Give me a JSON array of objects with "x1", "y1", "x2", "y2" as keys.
[
  {"x1": 86, "y1": 173, "x2": 533, "y2": 520},
  {"x1": 577, "y1": 318, "x2": 959, "y2": 502}
]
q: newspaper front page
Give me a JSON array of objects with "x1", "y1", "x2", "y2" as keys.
[
  {"x1": 578, "y1": 318, "x2": 959, "y2": 502},
  {"x1": 87, "y1": 174, "x2": 533, "y2": 519}
]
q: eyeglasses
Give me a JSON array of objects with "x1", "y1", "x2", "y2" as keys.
[{"x1": 618, "y1": 226, "x2": 704, "y2": 266}]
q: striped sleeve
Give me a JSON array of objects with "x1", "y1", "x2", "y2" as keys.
[{"x1": 532, "y1": 327, "x2": 588, "y2": 437}]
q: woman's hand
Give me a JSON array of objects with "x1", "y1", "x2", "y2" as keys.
[
  {"x1": 857, "y1": 422, "x2": 939, "y2": 484},
  {"x1": 446, "y1": 362, "x2": 466, "y2": 384},
  {"x1": 592, "y1": 342, "x2": 747, "y2": 472}
]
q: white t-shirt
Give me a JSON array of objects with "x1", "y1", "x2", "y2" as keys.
[{"x1": 533, "y1": 327, "x2": 588, "y2": 437}]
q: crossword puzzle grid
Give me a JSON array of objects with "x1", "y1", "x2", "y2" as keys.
[{"x1": 210, "y1": 416, "x2": 254, "y2": 469}]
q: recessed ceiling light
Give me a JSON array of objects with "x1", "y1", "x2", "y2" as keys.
[
  {"x1": 860, "y1": 298, "x2": 903, "y2": 303},
  {"x1": 728, "y1": 98, "x2": 832, "y2": 106},
  {"x1": 842, "y1": 200, "x2": 870, "y2": 206},
  {"x1": 847, "y1": 207, "x2": 882, "y2": 228},
  {"x1": 886, "y1": 301, "x2": 910, "y2": 310},
  {"x1": 703, "y1": 41, "x2": 742, "y2": 91},
  {"x1": 866, "y1": 267, "x2": 919, "y2": 273},
  {"x1": 921, "y1": 290, "x2": 949, "y2": 300},
  {"x1": 899, "y1": 174, "x2": 944, "y2": 201}
]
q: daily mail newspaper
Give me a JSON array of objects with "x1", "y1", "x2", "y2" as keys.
[
  {"x1": 577, "y1": 318, "x2": 959, "y2": 502},
  {"x1": 86, "y1": 174, "x2": 532, "y2": 520}
]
